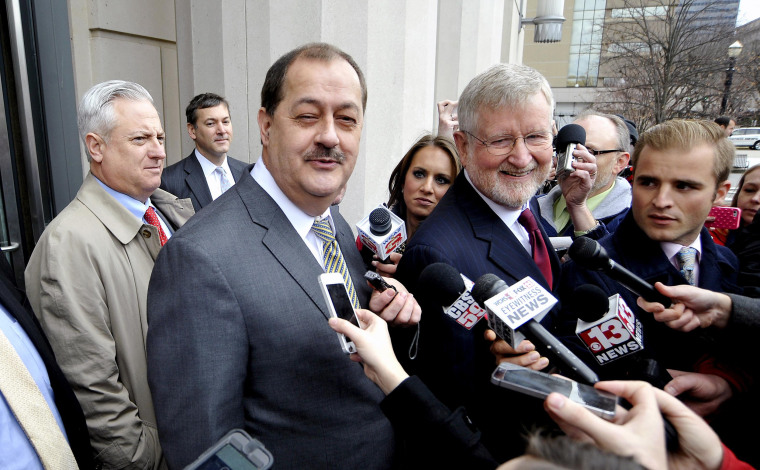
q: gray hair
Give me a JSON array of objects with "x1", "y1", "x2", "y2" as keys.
[
  {"x1": 78, "y1": 80, "x2": 154, "y2": 160},
  {"x1": 457, "y1": 63, "x2": 555, "y2": 135},
  {"x1": 575, "y1": 110, "x2": 630, "y2": 153}
]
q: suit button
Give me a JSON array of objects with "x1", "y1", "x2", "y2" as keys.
[{"x1": 142, "y1": 229, "x2": 152, "y2": 238}]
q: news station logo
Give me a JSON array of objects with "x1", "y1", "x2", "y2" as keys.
[
  {"x1": 445, "y1": 291, "x2": 486, "y2": 330},
  {"x1": 577, "y1": 296, "x2": 644, "y2": 365},
  {"x1": 384, "y1": 231, "x2": 404, "y2": 256}
]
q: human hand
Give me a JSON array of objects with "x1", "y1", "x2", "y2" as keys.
[
  {"x1": 637, "y1": 283, "x2": 732, "y2": 331},
  {"x1": 371, "y1": 252, "x2": 402, "y2": 277},
  {"x1": 484, "y1": 329, "x2": 549, "y2": 370},
  {"x1": 368, "y1": 276, "x2": 421, "y2": 327},
  {"x1": 559, "y1": 145, "x2": 598, "y2": 232},
  {"x1": 437, "y1": 100, "x2": 458, "y2": 138},
  {"x1": 545, "y1": 380, "x2": 725, "y2": 470},
  {"x1": 665, "y1": 370, "x2": 733, "y2": 418},
  {"x1": 329, "y1": 309, "x2": 409, "y2": 395},
  {"x1": 544, "y1": 380, "x2": 667, "y2": 470}
]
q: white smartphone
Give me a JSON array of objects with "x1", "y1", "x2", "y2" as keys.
[
  {"x1": 183, "y1": 429, "x2": 273, "y2": 470},
  {"x1": 319, "y1": 272, "x2": 362, "y2": 354},
  {"x1": 491, "y1": 362, "x2": 617, "y2": 420}
]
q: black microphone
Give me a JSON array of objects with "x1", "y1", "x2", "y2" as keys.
[
  {"x1": 471, "y1": 273, "x2": 600, "y2": 385},
  {"x1": 555, "y1": 124, "x2": 586, "y2": 177},
  {"x1": 568, "y1": 284, "x2": 672, "y2": 388},
  {"x1": 568, "y1": 237, "x2": 671, "y2": 306},
  {"x1": 417, "y1": 263, "x2": 487, "y2": 330}
]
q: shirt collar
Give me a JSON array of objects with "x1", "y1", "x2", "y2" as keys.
[
  {"x1": 93, "y1": 175, "x2": 156, "y2": 221},
  {"x1": 661, "y1": 236, "x2": 702, "y2": 265},
  {"x1": 195, "y1": 149, "x2": 232, "y2": 176},
  {"x1": 251, "y1": 157, "x2": 332, "y2": 238}
]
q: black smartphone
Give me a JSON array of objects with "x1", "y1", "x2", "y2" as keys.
[
  {"x1": 364, "y1": 270, "x2": 397, "y2": 293},
  {"x1": 184, "y1": 429, "x2": 273, "y2": 470}
]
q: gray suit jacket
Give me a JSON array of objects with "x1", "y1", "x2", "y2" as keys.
[
  {"x1": 160, "y1": 151, "x2": 247, "y2": 212},
  {"x1": 147, "y1": 166, "x2": 396, "y2": 469}
]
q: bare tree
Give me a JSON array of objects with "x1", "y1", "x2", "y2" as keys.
[{"x1": 593, "y1": 0, "x2": 737, "y2": 130}]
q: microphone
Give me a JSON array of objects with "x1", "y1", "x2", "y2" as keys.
[
  {"x1": 572, "y1": 284, "x2": 645, "y2": 366},
  {"x1": 471, "y1": 273, "x2": 600, "y2": 385},
  {"x1": 417, "y1": 263, "x2": 487, "y2": 330},
  {"x1": 568, "y1": 284, "x2": 679, "y2": 450},
  {"x1": 568, "y1": 237, "x2": 671, "y2": 306},
  {"x1": 555, "y1": 124, "x2": 586, "y2": 177},
  {"x1": 567, "y1": 284, "x2": 672, "y2": 388},
  {"x1": 356, "y1": 205, "x2": 407, "y2": 263}
]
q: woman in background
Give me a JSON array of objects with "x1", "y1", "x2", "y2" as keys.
[
  {"x1": 712, "y1": 163, "x2": 760, "y2": 247},
  {"x1": 363, "y1": 133, "x2": 461, "y2": 276}
]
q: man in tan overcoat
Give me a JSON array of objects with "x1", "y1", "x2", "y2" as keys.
[{"x1": 24, "y1": 80, "x2": 194, "y2": 470}]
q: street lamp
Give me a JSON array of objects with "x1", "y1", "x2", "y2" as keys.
[
  {"x1": 521, "y1": 0, "x2": 566, "y2": 43},
  {"x1": 720, "y1": 40, "x2": 743, "y2": 115}
]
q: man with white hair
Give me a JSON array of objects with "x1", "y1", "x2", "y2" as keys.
[
  {"x1": 395, "y1": 63, "x2": 597, "y2": 461},
  {"x1": 24, "y1": 80, "x2": 194, "y2": 469}
]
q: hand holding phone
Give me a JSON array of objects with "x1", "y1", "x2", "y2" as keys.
[
  {"x1": 364, "y1": 271, "x2": 397, "y2": 294},
  {"x1": 319, "y1": 273, "x2": 363, "y2": 354}
]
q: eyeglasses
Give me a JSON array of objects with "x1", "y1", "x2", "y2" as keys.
[
  {"x1": 462, "y1": 130, "x2": 553, "y2": 156},
  {"x1": 587, "y1": 148, "x2": 623, "y2": 156}
]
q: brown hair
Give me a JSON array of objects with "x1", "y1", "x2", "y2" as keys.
[{"x1": 387, "y1": 134, "x2": 461, "y2": 219}]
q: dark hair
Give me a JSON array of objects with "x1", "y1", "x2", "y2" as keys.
[
  {"x1": 731, "y1": 163, "x2": 760, "y2": 208},
  {"x1": 186, "y1": 93, "x2": 230, "y2": 126},
  {"x1": 714, "y1": 116, "x2": 734, "y2": 127},
  {"x1": 387, "y1": 134, "x2": 461, "y2": 219},
  {"x1": 260, "y1": 43, "x2": 367, "y2": 116}
]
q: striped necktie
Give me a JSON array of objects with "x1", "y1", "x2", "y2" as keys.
[
  {"x1": 216, "y1": 166, "x2": 233, "y2": 194},
  {"x1": 312, "y1": 217, "x2": 360, "y2": 309},
  {"x1": 0, "y1": 329, "x2": 79, "y2": 469},
  {"x1": 677, "y1": 247, "x2": 698, "y2": 286}
]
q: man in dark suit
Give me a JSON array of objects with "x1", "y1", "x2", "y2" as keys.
[
  {"x1": 394, "y1": 63, "x2": 598, "y2": 462},
  {"x1": 160, "y1": 92, "x2": 247, "y2": 212},
  {"x1": 0, "y1": 256, "x2": 93, "y2": 469},
  {"x1": 147, "y1": 43, "x2": 420, "y2": 469}
]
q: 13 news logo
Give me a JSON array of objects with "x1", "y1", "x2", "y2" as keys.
[{"x1": 577, "y1": 296, "x2": 644, "y2": 364}]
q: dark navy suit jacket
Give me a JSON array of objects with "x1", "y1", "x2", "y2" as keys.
[
  {"x1": 395, "y1": 172, "x2": 560, "y2": 462},
  {"x1": 160, "y1": 151, "x2": 247, "y2": 212},
  {"x1": 0, "y1": 257, "x2": 93, "y2": 468},
  {"x1": 551, "y1": 211, "x2": 743, "y2": 380}
]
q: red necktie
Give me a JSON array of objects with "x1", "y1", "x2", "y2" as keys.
[
  {"x1": 518, "y1": 208, "x2": 552, "y2": 289},
  {"x1": 144, "y1": 207, "x2": 168, "y2": 246}
]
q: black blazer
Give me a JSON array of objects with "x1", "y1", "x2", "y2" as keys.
[
  {"x1": 0, "y1": 257, "x2": 94, "y2": 468},
  {"x1": 395, "y1": 172, "x2": 561, "y2": 462},
  {"x1": 160, "y1": 151, "x2": 248, "y2": 212}
]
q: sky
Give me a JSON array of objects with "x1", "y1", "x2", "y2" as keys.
[{"x1": 738, "y1": 0, "x2": 760, "y2": 26}]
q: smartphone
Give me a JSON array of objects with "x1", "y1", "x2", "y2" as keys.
[
  {"x1": 319, "y1": 272, "x2": 362, "y2": 354},
  {"x1": 490, "y1": 363, "x2": 617, "y2": 420},
  {"x1": 705, "y1": 206, "x2": 742, "y2": 230},
  {"x1": 184, "y1": 429, "x2": 273, "y2": 470},
  {"x1": 364, "y1": 270, "x2": 397, "y2": 294}
]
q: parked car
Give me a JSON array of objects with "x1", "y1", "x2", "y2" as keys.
[{"x1": 729, "y1": 127, "x2": 760, "y2": 149}]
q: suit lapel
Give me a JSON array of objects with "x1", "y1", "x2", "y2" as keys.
[
  {"x1": 457, "y1": 176, "x2": 554, "y2": 289},
  {"x1": 183, "y1": 153, "x2": 214, "y2": 208},
  {"x1": 236, "y1": 171, "x2": 332, "y2": 319},
  {"x1": 228, "y1": 157, "x2": 247, "y2": 183}
]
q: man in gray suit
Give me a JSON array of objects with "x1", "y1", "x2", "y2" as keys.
[
  {"x1": 147, "y1": 43, "x2": 420, "y2": 469},
  {"x1": 160, "y1": 92, "x2": 247, "y2": 212}
]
